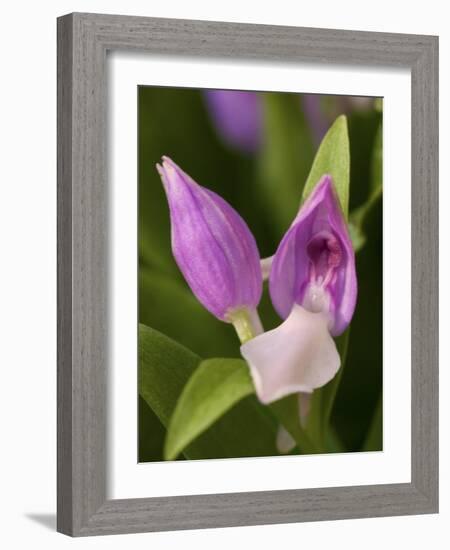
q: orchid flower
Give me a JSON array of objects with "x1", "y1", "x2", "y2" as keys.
[
  {"x1": 157, "y1": 156, "x2": 263, "y2": 341},
  {"x1": 241, "y1": 175, "x2": 357, "y2": 404}
]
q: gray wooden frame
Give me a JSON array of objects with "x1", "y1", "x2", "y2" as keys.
[{"x1": 57, "y1": 12, "x2": 438, "y2": 537}]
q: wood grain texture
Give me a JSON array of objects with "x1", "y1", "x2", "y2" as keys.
[{"x1": 57, "y1": 12, "x2": 439, "y2": 536}]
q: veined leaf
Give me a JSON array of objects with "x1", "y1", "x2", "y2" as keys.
[
  {"x1": 164, "y1": 358, "x2": 255, "y2": 460},
  {"x1": 302, "y1": 115, "x2": 350, "y2": 218}
]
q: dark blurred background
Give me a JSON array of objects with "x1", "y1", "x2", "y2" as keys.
[{"x1": 138, "y1": 87, "x2": 382, "y2": 461}]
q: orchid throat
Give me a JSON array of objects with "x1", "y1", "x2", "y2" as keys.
[{"x1": 302, "y1": 229, "x2": 343, "y2": 319}]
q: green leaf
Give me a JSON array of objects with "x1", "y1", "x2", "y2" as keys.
[
  {"x1": 270, "y1": 395, "x2": 318, "y2": 454},
  {"x1": 139, "y1": 323, "x2": 231, "y2": 460},
  {"x1": 139, "y1": 323, "x2": 201, "y2": 428},
  {"x1": 164, "y1": 358, "x2": 255, "y2": 460},
  {"x1": 306, "y1": 330, "x2": 350, "y2": 451},
  {"x1": 139, "y1": 324, "x2": 278, "y2": 461},
  {"x1": 302, "y1": 115, "x2": 350, "y2": 217},
  {"x1": 259, "y1": 92, "x2": 315, "y2": 233}
]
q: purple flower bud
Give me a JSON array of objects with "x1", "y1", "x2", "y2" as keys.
[
  {"x1": 240, "y1": 175, "x2": 357, "y2": 404},
  {"x1": 269, "y1": 175, "x2": 357, "y2": 337},
  {"x1": 204, "y1": 90, "x2": 262, "y2": 153},
  {"x1": 157, "y1": 156, "x2": 263, "y2": 323}
]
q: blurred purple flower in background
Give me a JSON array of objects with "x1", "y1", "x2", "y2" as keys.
[
  {"x1": 204, "y1": 90, "x2": 335, "y2": 153},
  {"x1": 302, "y1": 94, "x2": 329, "y2": 146},
  {"x1": 241, "y1": 176, "x2": 357, "y2": 404},
  {"x1": 157, "y1": 156, "x2": 263, "y2": 338},
  {"x1": 204, "y1": 90, "x2": 262, "y2": 153}
]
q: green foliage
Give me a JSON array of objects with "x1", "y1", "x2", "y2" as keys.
[
  {"x1": 164, "y1": 358, "x2": 255, "y2": 460},
  {"x1": 139, "y1": 267, "x2": 238, "y2": 358},
  {"x1": 362, "y1": 393, "x2": 383, "y2": 451},
  {"x1": 332, "y1": 189, "x2": 383, "y2": 451},
  {"x1": 347, "y1": 109, "x2": 382, "y2": 210},
  {"x1": 139, "y1": 324, "x2": 200, "y2": 429},
  {"x1": 259, "y1": 92, "x2": 314, "y2": 235},
  {"x1": 139, "y1": 324, "x2": 278, "y2": 460},
  {"x1": 138, "y1": 396, "x2": 167, "y2": 462},
  {"x1": 348, "y1": 118, "x2": 383, "y2": 252},
  {"x1": 303, "y1": 115, "x2": 350, "y2": 217}
]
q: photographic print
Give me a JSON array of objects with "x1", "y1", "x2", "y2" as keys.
[{"x1": 138, "y1": 87, "x2": 383, "y2": 462}]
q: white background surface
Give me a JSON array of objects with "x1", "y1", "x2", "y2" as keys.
[
  {"x1": 109, "y1": 55, "x2": 411, "y2": 498},
  {"x1": 0, "y1": 1, "x2": 446, "y2": 548}
]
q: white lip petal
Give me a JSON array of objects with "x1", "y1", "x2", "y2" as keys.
[{"x1": 240, "y1": 305, "x2": 340, "y2": 404}]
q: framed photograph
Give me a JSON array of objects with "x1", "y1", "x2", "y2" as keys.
[{"x1": 57, "y1": 12, "x2": 438, "y2": 536}]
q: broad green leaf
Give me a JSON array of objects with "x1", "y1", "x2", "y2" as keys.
[
  {"x1": 139, "y1": 323, "x2": 233, "y2": 459},
  {"x1": 139, "y1": 324, "x2": 201, "y2": 427},
  {"x1": 270, "y1": 395, "x2": 318, "y2": 454},
  {"x1": 259, "y1": 92, "x2": 314, "y2": 233},
  {"x1": 302, "y1": 115, "x2": 350, "y2": 217},
  {"x1": 139, "y1": 267, "x2": 238, "y2": 358},
  {"x1": 139, "y1": 324, "x2": 278, "y2": 460},
  {"x1": 164, "y1": 358, "x2": 255, "y2": 460},
  {"x1": 306, "y1": 330, "x2": 350, "y2": 451}
]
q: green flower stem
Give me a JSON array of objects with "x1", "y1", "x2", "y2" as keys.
[{"x1": 228, "y1": 308, "x2": 263, "y2": 344}]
